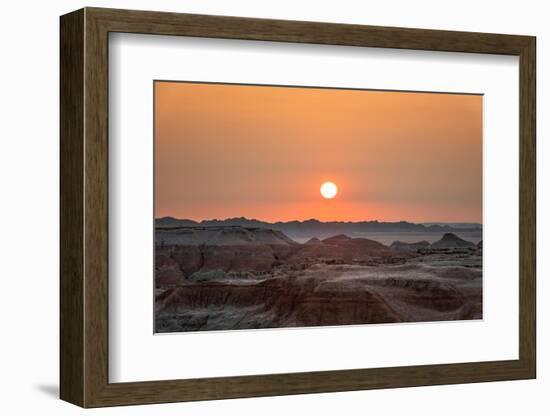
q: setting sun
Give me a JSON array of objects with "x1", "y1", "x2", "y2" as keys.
[{"x1": 320, "y1": 182, "x2": 338, "y2": 199}]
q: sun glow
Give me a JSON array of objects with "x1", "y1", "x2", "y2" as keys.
[{"x1": 320, "y1": 182, "x2": 338, "y2": 199}]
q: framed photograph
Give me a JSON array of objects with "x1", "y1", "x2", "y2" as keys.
[{"x1": 60, "y1": 7, "x2": 536, "y2": 407}]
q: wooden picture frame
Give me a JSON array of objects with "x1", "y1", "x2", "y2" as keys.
[{"x1": 60, "y1": 7, "x2": 536, "y2": 408}]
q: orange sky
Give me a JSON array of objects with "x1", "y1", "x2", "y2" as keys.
[{"x1": 155, "y1": 81, "x2": 482, "y2": 223}]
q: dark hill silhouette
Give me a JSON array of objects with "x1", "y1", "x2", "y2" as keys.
[
  {"x1": 156, "y1": 217, "x2": 481, "y2": 241},
  {"x1": 431, "y1": 233, "x2": 475, "y2": 249}
]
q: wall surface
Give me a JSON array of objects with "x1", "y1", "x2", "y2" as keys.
[{"x1": 0, "y1": 0, "x2": 546, "y2": 414}]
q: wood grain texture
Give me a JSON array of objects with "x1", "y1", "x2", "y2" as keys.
[
  {"x1": 89, "y1": 7, "x2": 532, "y2": 54},
  {"x1": 59, "y1": 7, "x2": 537, "y2": 408},
  {"x1": 59, "y1": 8, "x2": 84, "y2": 407},
  {"x1": 518, "y1": 38, "x2": 536, "y2": 375},
  {"x1": 83, "y1": 10, "x2": 110, "y2": 406}
]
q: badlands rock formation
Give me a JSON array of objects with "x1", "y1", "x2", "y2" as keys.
[
  {"x1": 390, "y1": 240, "x2": 431, "y2": 252},
  {"x1": 155, "y1": 226, "x2": 482, "y2": 332},
  {"x1": 431, "y1": 233, "x2": 476, "y2": 249}
]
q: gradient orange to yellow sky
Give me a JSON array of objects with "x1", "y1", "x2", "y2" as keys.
[{"x1": 155, "y1": 81, "x2": 482, "y2": 223}]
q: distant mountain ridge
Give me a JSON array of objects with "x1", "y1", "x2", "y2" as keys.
[{"x1": 156, "y1": 216, "x2": 481, "y2": 241}]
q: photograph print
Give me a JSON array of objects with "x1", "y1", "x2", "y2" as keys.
[{"x1": 154, "y1": 81, "x2": 483, "y2": 333}]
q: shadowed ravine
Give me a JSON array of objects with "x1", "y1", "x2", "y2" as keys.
[{"x1": 155, "y1": 226, "x2": 482, "y2": 332}]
